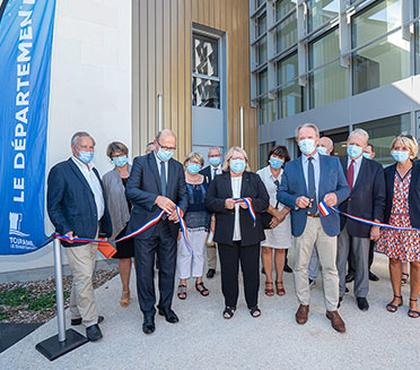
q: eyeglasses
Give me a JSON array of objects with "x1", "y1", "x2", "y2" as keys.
[{"x1": 158, "y1": 141, "x2": 176, "y2": 151}]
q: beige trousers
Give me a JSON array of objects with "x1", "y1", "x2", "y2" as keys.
[
  {"x1": 65, "y1": 242, "x2": 98, "y2": 327},
  {"x1": 207, "y1": 243, "x2": 217, "y2": 270},
  {"x1": 290, "y1": 217, "x2": 339, "y2": 311}
]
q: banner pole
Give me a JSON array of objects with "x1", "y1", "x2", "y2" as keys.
[{"x1": 53, "y1": 238, "x2": 66, "y2": 342}]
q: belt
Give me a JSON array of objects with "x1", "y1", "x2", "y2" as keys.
[{"x1": 307, "y1": 213, "x2": 320, "y2": 218}]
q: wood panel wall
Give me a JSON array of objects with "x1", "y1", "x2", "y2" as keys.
[{"x1": 134, "y1": 0, "x2": 258, "y2": 168}]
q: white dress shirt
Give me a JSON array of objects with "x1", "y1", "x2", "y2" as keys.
[
  {"x1": 71, "y1": 156, "x2": 105, "y2": 220},
  {"x1": 210, "y1": 164, "x2": 223, "y2": 180},
  {"x1": 301, "y1": 152, "x2": 320, "y2": 198},
  {"x1": 154, "y1": 151, "x2": 169, "y2": 179},
  {"x1": 231, "y1": 176, "x2": 242, "y2": 241},
  {"x1": 347, "y1": 155, "x2": 363, "y2": 188}
]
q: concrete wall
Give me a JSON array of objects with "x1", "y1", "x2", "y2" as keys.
[{"x1": 0, "y1": 0, "x2": 132, "y2": 274}]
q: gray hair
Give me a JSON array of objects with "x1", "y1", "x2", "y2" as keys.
[
  {"x1": 348, "y1": 128, "x2": 369, "y2": 144},
  {"x1": 295, "y1": 123, "x2": 320, "y2": 139},
  {"x1": 71, "y1": 131, "x2": 96, "y2": 147},
  {"x1": 208, "y1": 146, "x2": 222, "y2": 155},
  {"x1": 183, "y1": 152, "x2": 204, "y2": 167}
]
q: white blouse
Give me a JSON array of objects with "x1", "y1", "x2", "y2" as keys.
[{"x1": 231, "y1": 176, "x2": 242, "y2": 241}]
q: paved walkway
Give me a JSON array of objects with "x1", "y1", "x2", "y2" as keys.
[{"x1": 1, "y1": 254, "x2": 419, "y2": 369}]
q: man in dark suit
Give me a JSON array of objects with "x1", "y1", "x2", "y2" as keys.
[
  {"x1": 337, "y1": 130, "x2": 385, "y2": 311},
  {"x1": 126, "y1": 129, "x2": 188, "y2": 334},
  {"x1": 200, "y1": 147, "x2": 223, "y2": 279},
  {"x1": 47, "y1": 131, "x2": 112, "y2": 342},
  {"x1": 278, "y1": 123, "x2": 350, "y2": 333}
]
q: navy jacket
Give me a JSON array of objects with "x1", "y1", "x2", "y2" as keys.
[
  {"x1": 205, "y1": 171, "x2": 269, "y2": 246},
  {"x1": 339, "y1": 156, "x2": 385, "y2": 238},
  {"x1": 278, "y1": 155, "x2": 350, "y2": 237},
  {"x1": 384, "y1": 161, "x2": 420, "y2": 229},
  {"x1": 200, "y1": 165, "x2": 221, "y2": 184},
  {"x1": 125, "y1": 152, "x2": 188, "y2": 239},
  {"x1": 47, "y1": 159, "x2": 112, "y2": 247}
]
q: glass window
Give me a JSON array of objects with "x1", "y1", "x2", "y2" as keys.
[
  {"x1": 277, "y1": 53, "x2": 298, "y2": 86},
  {"x1": 259, "y1": 142, "x2": 275, "y2": 168},
  {"x1": 275, "y1": 0, "x2": 296, "y2": 21},
  {"x1": 193, "y1": 34, "x2": 219, "y2": 77},
  {"x1": 309, "y1": 28, "x2": 340, "y2": 69},
  {"x1": 256, "y1": 36, "x2": 268, "y2": 65},
  {"x1": 257, "y1": 69, "x2": 268, "y2": 96},
  {"x1": 416, "y1": 21, "x2": 420, "y2": 75},
  {"x1": 275, "y1": 13, "x2": 297, "y2": 53},
  {"x1": 352, "y1": 0, "x2": 402, "y2": 48},
  {"x1": 258, "y1": 97, "x2": 277, "y2": 125},
  {"x1": 352, "y1": 29, "x2": 410, "y2": 95},
  {"x1": 255, "y1": 0, "x2": 265, "y2": 9},
  {"x1": 256, "y1": 13, "x2": 267, "y2": 37},
  {"x1": 354, "y1": 113, "x2": 411, "y2": 165},
  {"x1": 307, "y1": 0, "x2": 339, "y2": 32},
  {"x1": 309, "y1": 60, "x2": 348, "y2": 108},
  {"x1": 192, "y1": 78, "x2": 220, "y2": 108},
  {"x1": 278, "y1": 82, "x2": 303, "y2": 118}
]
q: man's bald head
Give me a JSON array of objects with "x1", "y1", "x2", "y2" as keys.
[
  {"x1": 154, "y1": 129, "x2": 177, "y2": 152},
  {"x1": 319, "y1": 136, "x2": 334, "y2": 155}
]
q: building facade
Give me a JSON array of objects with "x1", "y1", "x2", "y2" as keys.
[{"x1": 250, "y1": 0, "x2": 420, "y2": 165}]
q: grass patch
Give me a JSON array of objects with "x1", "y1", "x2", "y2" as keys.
[
  {"x1": 0, "y1": 287, "x2": 30, "y2": 306},
  {"x1": 0, "y1": 310, "x2": 9, "y2": 320},
  {"x1": 27, "y1": 291, "x2": 70, "y2": 311}
]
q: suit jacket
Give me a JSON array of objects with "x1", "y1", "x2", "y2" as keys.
[
  {"x1": 278, "y1": 155, "x2": 350, "y2": 237},
  {"x1": 339, "y1": 156, "x2": 385, "y2": 238},
  {"x1": 47, "y1": 159, "x2": 112, "y2": 247},
  {"x1": 125, "y1": 152, "x2": 188, "y2": 239},
  {"x1": 200, "y1": 165, "x2": 220, "y2": 184},
  {"x1": 205, "y1": 171, "x2": 269, "y2": 246},
  {"x1": 384, "y1": 161, "x2": 420, "y2": 228}
]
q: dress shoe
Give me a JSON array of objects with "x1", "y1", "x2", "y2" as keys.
[
  {"x1": 86, "y1": 324, "x2": 103, "y2": 341},
  {"x1": 158, "y1": 308, "x2": 179, "y2": 324},
  {"x1": 284, "y1": 264, "x2": 293, "y2": 273},
  {"x1": 369, "y1": 271, "x2": 379, "y2": 281},
  {"x1": 206, "y1": 268, "x2": 216, "y2": 279},
  {"x1": 308, "y1": 278, "x2": 316, "y2": 288},
  {"x1": 326, "y1": 310, "x2": 346, "y2": 333},
  {"x1": 357, "y1": 297, "x2": 369, "y2": 311},
  {"x1": 71, "y1": 315, "x2": 104, "y2": 326},
  {"x1": 338, "y1": 296, "x2": 343, "y2": 309},
  {"x1": 295, "y1": 304, "x2": 309, "y2": 325},
  {"x1": 345, "y1": 287, "x2": 349, "y2": 294},
  {"x1": 345, "y1": 272, "x2": 354, "y2": 283},
  {"x1": 142, "y1": 317, "x2": 155, "y2": 334}
]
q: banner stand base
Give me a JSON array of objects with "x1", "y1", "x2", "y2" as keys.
[{"x1": 35, "y1": 328, "x2": 88, "y2": 361}]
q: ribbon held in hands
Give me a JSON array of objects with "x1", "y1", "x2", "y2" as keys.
[{"x1": 234, "y1": 197, "x2": 257, "y2": 226}]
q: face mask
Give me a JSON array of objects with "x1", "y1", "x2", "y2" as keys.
[
  {"x1": 112, "y1": 155, "x2": 129, "y2": 167},
  {"x1": 391, "y1": 150, "x2": 410, "y2": 163},
  {"x1": 209, "y1": 156, "x2": 222, "y2": 167},
  {"x1": 269, "y1": 156, "x2": 284, "y2": 169},
  {"x1": 157, "y1": 148, "x2": 174, "y2": 162},
  {"x1": 347, "y1": 144, "x2": 363, "y2": 159},
  {"x1": 78, "y1": 151, "x2": 94, "y2": 164},
  {"x1": 298, "y1": 139, "x2": 316, "y2": 155},
  {"x1": 317, "y1": 146, "x2": 328, "y2": 156},
  {"x1": 230, "y1": 159, "x2": 246, "y2": 174},
  {"x1": 187, "y1": 163, "x2": 201, "y2": 175},
  {"x1": 363, "y1": 152, "x2": 372, "y2": 160}
]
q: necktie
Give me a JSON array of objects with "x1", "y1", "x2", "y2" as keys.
[
  {"x1": 160, "y1": 161, "x2": 167, "y2": 196},
  {"x1": 213, "y1": 168, "x2": 217, "y2": 180},
  {"x1": 347, "y1": 160, "x2": 355, "y2": 191},
  {"x1": 307, "y1": 157, "x2": 317, "y2": 214}
]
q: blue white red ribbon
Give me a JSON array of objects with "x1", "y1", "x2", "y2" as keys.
[
  {"x1": 318, "y1": 201, "x2": 420, "y2": 232},
  {"x1": 235, "y1": 197, "x2": 257, "y2": 226}
]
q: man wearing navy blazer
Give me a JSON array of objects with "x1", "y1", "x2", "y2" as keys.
[
  {"x1": 278, "y1": 123, "x2": 350, "y2": 333},
  {"x1": 126, "y1": 129, "x2": 188, "y2": 334},
  {"x1": 337, "y1": 129, "x2": 385, "y2": 311},
  {"x1": 47, "y1": 132, "x2": 112, "y2": 342},
  {"x1": 200, "y1": 146, "x2": 223, "y2": 279}
]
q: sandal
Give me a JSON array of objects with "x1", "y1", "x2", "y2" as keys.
[
  {"x1": 265, "y1": 282, "x2": 274, "y2": 296},
  {"x1": 120, "y1": 290, "x2": 131, "y2": 307},
  {"x1": 177, "y1": 284, "x2": 187, "y2": 300},
  {"x1": 250, "y1": 306, "x2": 261, "y2": 318},
  {"x1": 195, "y1": 282, "x2": 209, "y2": 297},
  {"x1": 386, "y1": 295, "x2": 403, "y2": 313},
  {"x1": 402, "y1": 272, "x2": 409, "y2": 285},
  {"x1": 223, "y1": 306, "x2": 236, "y2": 319},
  {"x1": 276, "y1": 281, "x2": 286, "y2": 296},
  {"x1": 408, "y1": 298, "x2": 420, "y2": 318}
]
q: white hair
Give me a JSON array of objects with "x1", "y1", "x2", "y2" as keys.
[
  {"x1": 295, "y1": 123, "x2": 320, "y2": 139},
  {"x1": 348, "y1": 128, "x2": 369, "y2": 144}
]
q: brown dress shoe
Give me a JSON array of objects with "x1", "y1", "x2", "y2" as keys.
[
  {"x1": 295, "y1": 304, "x2": 309, "y2": 325},
  {"x1": 326, "y1": 310, "x2": 346, "y2": 333}
]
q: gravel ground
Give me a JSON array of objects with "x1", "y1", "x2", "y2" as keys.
[{"x1": 0, "y1": 268, "x2": 119, "y2": 324}]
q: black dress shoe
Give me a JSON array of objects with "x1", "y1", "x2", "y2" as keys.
[
  {"x1": 357, "y1": 297, "x2": 369, "y2": 311},
  {"x1": 338, "y1": 296, "x2": 343, "y2": 309},
  {"x1": 142, "y1": 316, "x2": 155, "y2": 334},
  {"x1": 206, "y1": 268, "x2": 216, "y2": 279},
  {"x1": 345, "y1": 272, "x2": 354, "y2": 283},
  {"x1": 345, "y1": 287, "x2": 349, "y2": 294},
  {"x1": 71, "y1": 315, "x2": 104, "y2": 326},
  {"x1": 284, "y1": 264, "x2": 293, "y2": 273},
  {"x1": 86, "y1": 324, "x2": 103, "y2": 342},
  {"x1": 158, "y1": 308, "x2": 179, "y2": 323},
  {"x1": 369, "y1": 271, "x2": 380, "y2": 281}
]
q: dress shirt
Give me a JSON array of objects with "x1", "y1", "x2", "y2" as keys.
[
  {"x1": 301, "y1": 152, "x2": 320, "y2": 199},
  {"x1": 231, "y1": 176, "x2": 242, "y2": 241},
  {"x1": 347, "y1": 155, "x2": 363, "y2": 188},
  {"x1": 154, "y1": 151, "x2": 169, "y2": 179}
]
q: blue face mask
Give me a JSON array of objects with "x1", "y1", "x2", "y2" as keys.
[
  {"x1": 209, "y1": 156, "x2": 222, "y2": 167},
  {"x1": 298, "y1": 139, "x2": 316, "y2": 155},
  {"x1": 363, "y1": 152, "x2": 372, "y2": 160},
  {"x1": 79, "y1": 151, "x2": 94, "y2": 164},
  {"x1": 187, "y1": 163, "x2": 201, "y2": 175},
  {"x1": 391, "y1": 150, "x2": 410, "y2": 163},
  {"x1": 269, "y1": 156, "x2": 284, "y2": 169},
  {"x1": 347, "y1": 144, "x2": 363, "y2": 159},
  {"x1": 112, "y1": 155, "x2": 129, "y2": 167},
  {"x1": 157, "y1": 148, "x2": 174, "y2": 162},
  {"x1": 317, "y1": 146, "x2": 328, "y2": 156},
  {"x1": 230, "y1": 159, "x2": 246, "y2": 174}
]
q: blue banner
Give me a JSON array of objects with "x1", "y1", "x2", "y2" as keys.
[{"x1": 0, "y1": 0, "x2": 56, "y2": 254}]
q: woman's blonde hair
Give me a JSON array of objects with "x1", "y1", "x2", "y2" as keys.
[
  {"x1": 183, "y1": 151, "x2": 204, "y2": 167},
  {"x1": 223, "y1": 146, "x2": 251, "y2": 172},
  {"x1": 391, "y1": 135, "x2": 419, "y2": 160}
]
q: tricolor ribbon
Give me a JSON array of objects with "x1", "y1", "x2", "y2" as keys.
[
  {"x1": 318, "y1": 201, "x2": 420, "y2": 232},
  {"x1": 235, "y1": 197, "x2": 257, "y2": 226}
]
